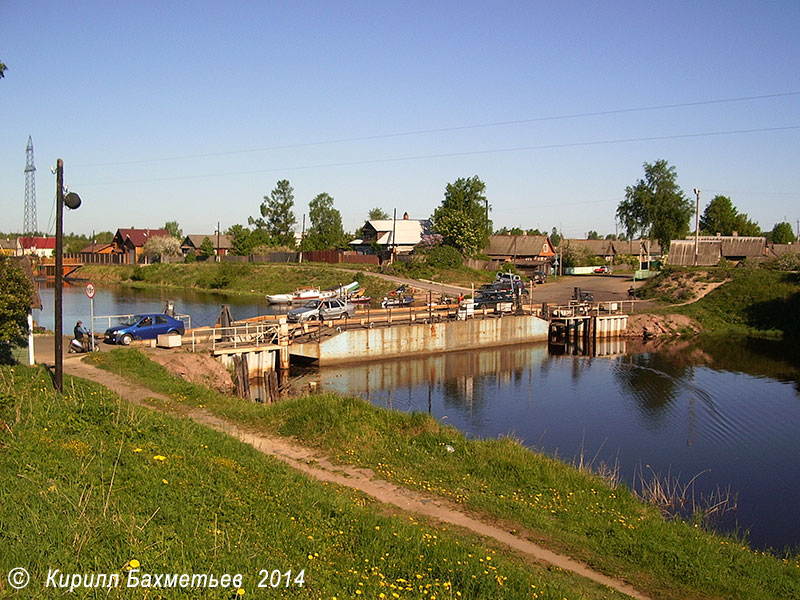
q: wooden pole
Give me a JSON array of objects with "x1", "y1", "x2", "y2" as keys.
[{"x1": 54, "y1": 159, "x2": 64, "y2": 392}]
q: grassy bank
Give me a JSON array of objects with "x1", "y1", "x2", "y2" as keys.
[
  {"x1": 78, "y1": 262, "x2": 398, "y2": 299},
  {"x1": 77, "y1": 262, "x2": 492, "y2": 299},
  {"x1": 85, "y1": 349, "x2": 800, "y2": 600},
  {"x1": 1, "y1": 363, "x2": 629, "y2": 599},
  {"x1": 639, "y1": 266, "x2": 800, "y2": 338}
]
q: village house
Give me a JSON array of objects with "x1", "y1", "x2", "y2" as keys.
[
  {"x1": 350, "y1": 213, "x2": 432, "y2": 256},
  {"x1": 559, "y1": 238, "x2": 662, "y2": 268},
  {"x1": 485, "y1": 234, "x2": 557, "y2": 272},
  {"x1": 0, "y1": 238, "x2": 17, "y2": 256},
  {"x1": 110, "y1": 228, "x2": 170, "y2": 264},
  {"x1": 17, "y1": 236, "x2": 56, "y2": 258},
  {"x1": 667, "y1": 235, "x2": 767, "y2": 266},
  {"x1": 181, "y1": 234, "x2": 233, "y2": 258}
]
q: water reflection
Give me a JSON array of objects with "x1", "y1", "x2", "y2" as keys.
[{"x1": 315, "y1": 339, "x2": 800, "y2": 551}]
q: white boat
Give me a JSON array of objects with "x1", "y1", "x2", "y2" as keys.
[
  {"x1": 265, "y1": 293, "x2": 293, "y2": 304},
  {"x1": 292, "y1": 288, "x2": 323, "y2": 302},
  {"x1": 320, "y1": 281, "x2": 359, "y2": 299}
]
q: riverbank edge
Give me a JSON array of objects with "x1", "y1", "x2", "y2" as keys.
[{"x1": 81, "y1": 348, "x2": 800, "y2": 600}]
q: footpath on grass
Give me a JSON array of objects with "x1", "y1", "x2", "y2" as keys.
[{"x1": 63, "y1": 357, "x2": 649, "y2": 600}]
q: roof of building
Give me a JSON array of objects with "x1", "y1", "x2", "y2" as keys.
[
  {"x1": 114, "y1": 228, "x2": 170, "y2": 247},
  {"x1": 769, "y1": 243, "x2": 800, "y2": 257},
  {"x1": 667, "y1": 240, "x2": 721, "y2": 266},
  {"x1": 79, "y1": 242, "x2": 114, "y2": 254},
  {"x1": 182, "y1": 234, "x2": 233, "y2": 249},
  {"x1": 560, "y1": 239, "x2": 614, "y2": 256},
  {"x1": 0, "y1": 238, "x2": 17, "y2": 250},
  {"x1": 18, "y1": 236, "x2": 56, "y2": 249},
  {"x1": 611, "y1": 239, "x2": 663, "y2": 255},
  {"x1": 486, "y1": 235, "x2": 554, "y2": 257}
]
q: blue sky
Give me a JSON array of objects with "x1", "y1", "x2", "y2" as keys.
[{"x1": 1, "y1": 1, "x2": 798, "y2": 239}]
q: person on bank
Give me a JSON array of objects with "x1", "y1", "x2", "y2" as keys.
[{"x1": 74, "y1": 320, "x2": 90, "y2": 351}]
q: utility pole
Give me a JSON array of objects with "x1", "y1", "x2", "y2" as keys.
[
  {"x1": 216, "y1": 221, "x2": 220, "y2": 263},
  {"x1": 54, "y1": 160, "x2": 64, "y2": 392},
  {"x1": 692, "y1": 188, "x2": 701, "y2": 265},
  {"x1": 53, "y1": 160, "x2": 82, "y2": 393},
  {"x1": 299, "y1": 214, "x2": 305, "y2": 263},
  {"x1": 391, "y1": 208, "x2": 397, "y2": 264}
]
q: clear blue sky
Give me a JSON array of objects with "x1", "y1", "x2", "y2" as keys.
[{"x1": 2, "y1": 0, "x2": 798, "y2": 239}]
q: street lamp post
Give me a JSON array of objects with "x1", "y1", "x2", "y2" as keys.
[{"x1": 53, "y1": 159, "x2": 81, "y2": 393}]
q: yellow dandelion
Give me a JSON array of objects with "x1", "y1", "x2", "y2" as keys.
[
  {"x1": 236, "y1": 589, "x2": 245, "y2": 596},
  {"x1": 153, "y1": 455, "x2": 166, "y2": 461},
  {"x1": 133, "y1": 448, "x2": 143, "y2": 453},
  {"x1": 161, "y1": 479, "x2": 168, "y2": 485}
]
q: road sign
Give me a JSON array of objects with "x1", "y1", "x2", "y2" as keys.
[{"x1": 85, "y1": 282, "x2": 95, "y2": 299}]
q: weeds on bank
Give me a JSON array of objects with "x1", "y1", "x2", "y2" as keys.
[
  {"x1": 1, "y1": 364, "x2": 620, "y2": 599},
  {"x1": 85, "y1": 350, "x2": 800, "y2": 600}
]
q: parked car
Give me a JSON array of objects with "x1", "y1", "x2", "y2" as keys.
[
  {"x1": 594, "y1": 266, "x2": 611, "y2": 274},
  {"x1": 287, "y1": 298, "x2": 355, "y2": 322},
  {"x1": 473, "y1": 290, "x2": 515, "y2": 309},
  {"x1": 531, "y1": 270, "x2": 548, "y2": 284},
  {"x1": 492, "y1": 272, "x2": 528, "y2": 295},
  {"x1": 104, "y1": 313, "x2": 185, "y2": 345}
]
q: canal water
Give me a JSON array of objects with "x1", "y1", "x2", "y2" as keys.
[
  {"x1": 312, "y1": 337, "x2": 800, "y2": 552},
  {"x1": 35, "y1": 284, "x2": 800, "y2": 552}
]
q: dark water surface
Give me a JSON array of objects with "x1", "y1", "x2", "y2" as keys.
[
  {"x1": 34, "y1": 283, "x2": 277, "y2": 331},
  {"x1": 313, "y1": 337, "x2": 800, "y2": 552}
]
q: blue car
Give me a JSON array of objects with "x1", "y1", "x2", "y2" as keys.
[{"x1": 104, "y1": 313, "x2": 185, "y2": 345}]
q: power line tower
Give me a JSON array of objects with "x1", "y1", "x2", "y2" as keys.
[{"x1": 24, "y1": 135, "x2": 38, "y2": 235}]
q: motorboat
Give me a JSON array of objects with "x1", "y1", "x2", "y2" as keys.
[{"x1": 265, "y1": 293, "x2": 293, "y2": 304}]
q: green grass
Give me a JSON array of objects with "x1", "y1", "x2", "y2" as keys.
[
  {"x1": 642, "y1": 267, "x2": 800, "y2": 338},
  {"x1": 1, "y1": 363, "x2": 630, "y2": 599},
  {"x1": 85, "y1": 349, "x2": 800, "y2": 600},
  {"x1": 79, "y1": 262, "x2": 401, "y2": 301}
]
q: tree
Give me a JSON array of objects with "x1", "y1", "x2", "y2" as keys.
[
  {"x1": 587, "y1": 230, "x2": 600, "y2": 240},
  {"x1": 142, "y1": 235, "x2": 182, "y2": 262},
  {"x1": 226, "y1": 224, "x2": 251, "y2": 256},
  {"x1": 302, "y1": 193, "x2": 346, "y2": 251},
  {"x1": 617, "y1": 159, "x2": 693, "y2": 250},
  {"x1": 368, "y1": 207, "x2": 390, "y2": 220},
  {"x1": 198, "y1": 236, "x2": 215, "y2": 260},
  {"x1": 771, "y1": 222, "x2": 796, "y2": 244},
  {"x1": 0, "y1": 257, "x2": 34, "y2": 364},
  {"x1": 700, "y1": 195, "x2": 760, "y2": 236},
  {"x1": 163, "y1": 220, "x2": 183, "y2": 239},
  {"x1": 249, "y1": 179, "x2": 297, "y2": 247},
  {"x1": 0, "y1": 61, "x2": 6, "y2": 79},
  {"x1": 549, "y1": 227, "x2": 562, "y2": 247},
  {"x1": 432, "y1": 176, "x2": 490, "y2": 255}
]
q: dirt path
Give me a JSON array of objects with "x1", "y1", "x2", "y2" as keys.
[{"x1": 62, "y1": 358, "x2": 649, "y2": 600}]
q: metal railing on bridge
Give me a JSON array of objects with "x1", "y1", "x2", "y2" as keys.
[{"x1": 187, "y1": 321, "x2": 282, "y2": 352}]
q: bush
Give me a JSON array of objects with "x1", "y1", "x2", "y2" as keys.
[{"x1": 423, "y1": 244, "x2": 462, "y2": 269}]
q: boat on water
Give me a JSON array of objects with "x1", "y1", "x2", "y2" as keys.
[
  {"x1": 265, "y1": 293, "x2": 294, "y2": 304},
  {"x1": 266, "y1": 281, "x2": 360, "y2": 304}
]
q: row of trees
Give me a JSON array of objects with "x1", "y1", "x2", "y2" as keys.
[
  {"x1": 617, "y1": 159, "x2": 796, "y2": 248},
  {"x1": 144, "y1": 162, "x2": 797, "y2": 262}
]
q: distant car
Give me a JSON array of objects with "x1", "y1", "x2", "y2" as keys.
[
  {"x1": 493, "y1": 272, "x2": 528, "y2": 295},
  {"x1": 594, "y1": 266, "x2": 611, "y2": 274},
  {"x1": 531, "y1": 270, "x2": 548, "y2": 284},
  {"x1": 104, "y1": 313, "x2": 185, "y2": 345},
  {"x1": 287, "y1": 298, "x2": 355, "y2": 322}
]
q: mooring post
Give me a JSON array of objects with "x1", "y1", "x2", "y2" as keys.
[{"x1": 278, "y1": 318, "x2": 290, "y2": 370}]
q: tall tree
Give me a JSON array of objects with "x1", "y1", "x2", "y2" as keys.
[
  {"x1": 771, "y1": 222, "x2": 796, "y2": 244},
  {"x1": 0, "y1": 61, "x2": 7, "y2": 79},
  {"x1": 249, "y1": 179, "x2": 297, "y2": 247},
  {"x1": 617, "y1": 160, "x2": 693, "y2": 250},
  {"x1": 225, "y1": 224, "x2": 252, "y2": 256},
  {"x1": 303, "y1": 193, "x2": 346, "y2": 250},
  {"x1": 163, "y1": 220, "x2": 183, "y2": 239},
  {"x1": 432, "y1": 175, "x2": 490, "y2": 255},
  {"x1": 368, "y1": 207, "x2": 390, "y2": 220},
  {"x1": 700, "y1": 195, "x2": 760, "y2": 236}
]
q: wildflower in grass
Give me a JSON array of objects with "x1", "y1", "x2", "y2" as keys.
[
  {"x1": 236, "y1": 589, "x2": 245, "y2": 596},
  {"x1": 153, "y1": 455, "x2": 166, "y2": 461},
  {"x1": 133, "y1": 448, "x2": 143, "y2": 453},
  {"x1": 161, "y1": 479, "x2": 168, "y2": 485}
]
